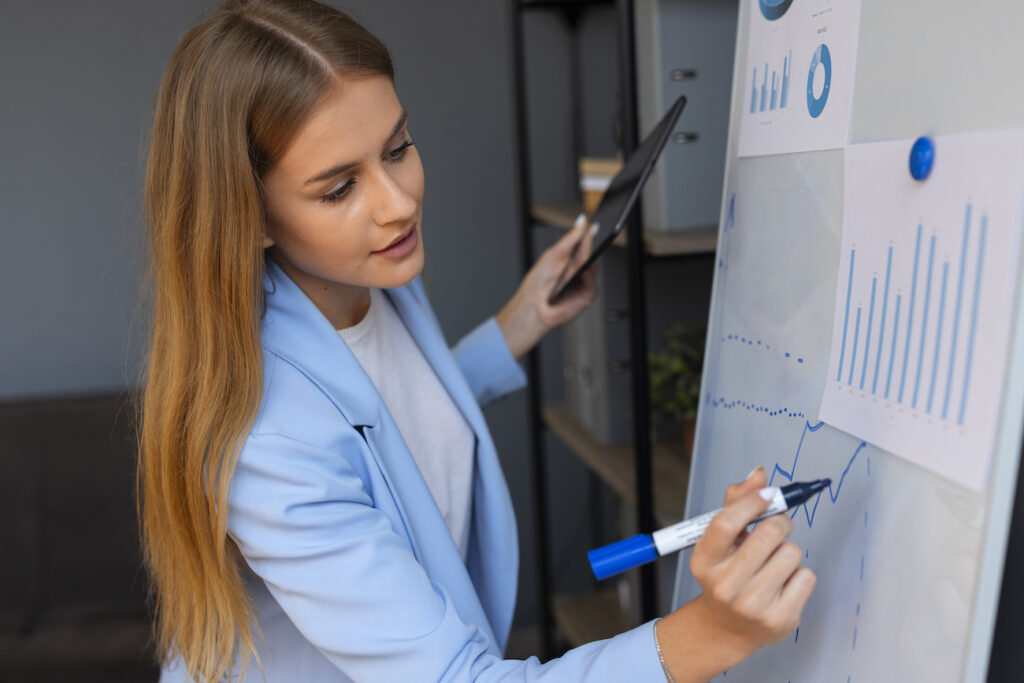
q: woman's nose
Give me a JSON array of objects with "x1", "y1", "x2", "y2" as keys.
[{"x1": 369, "y1": 166, "x2": 417, "y2": 226}]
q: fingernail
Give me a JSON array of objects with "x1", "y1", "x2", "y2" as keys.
[
  {"x1": 746, "y1": 465, "x2": 764, "y2": 480},
  {"x1": 574, "y1": 212, "x2": 586, "y2": 230}
]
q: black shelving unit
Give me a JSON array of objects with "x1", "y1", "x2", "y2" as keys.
[{"x1": 508, "y1": 0, "x2": 715, "y2": 657}]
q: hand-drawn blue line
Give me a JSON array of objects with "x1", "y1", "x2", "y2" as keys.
[
  {"x1": 838, "y1": 250, "x2": 855, "y2": 381},
  {"x1": 899, "y1": 225, "x2": 923, "y2": 402},
  {"x1": 927, "y1": 262, "x2": 949, "y2": 413},
  {"x1": 860, "y1": 277, "x2": 877, "y2": 390},
  {"x1": 913, "y1": 234, "x2": 937, "y2": 409},
  {"x1": 790, "y1": 440, "x2": 867, "y2": 527},
  {"x1": 943, "y1": 205, "x2": 971, "y2": 419},
  {"x1": 885, "y1": 295, "x2": 901, "y2": 398},
  {"x1": 849, "y1": 307, "x2": 862, "y2": 385},
  {"x1": 853, "y1": 626, "x2": 858, "y2": 650},
  {"x1": 766, "y1": 420, "x2": 867, "y2": 528},
  {"x1": 959, "y1": 216, "x2": 988, "y2": 425},
  {"x1": 873, "y1": 246, "x2": 893, "y2": 394}
]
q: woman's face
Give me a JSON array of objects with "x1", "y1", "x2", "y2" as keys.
[{"x1": 261, "y1": 75, "x2": 424, "y2": 322}]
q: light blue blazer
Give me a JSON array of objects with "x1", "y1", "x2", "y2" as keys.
[{"x1": 162, "y1": 257, "x2": 665, "y2": 682}]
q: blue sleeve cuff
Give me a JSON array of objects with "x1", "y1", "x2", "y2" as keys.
[{"x1": 452, "y1": 317, "x2": 527, "y2": 407}]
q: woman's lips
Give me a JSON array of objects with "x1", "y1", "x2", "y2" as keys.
[{"x1": 374, "y1": 224, "x2": 418, "y2": 259}]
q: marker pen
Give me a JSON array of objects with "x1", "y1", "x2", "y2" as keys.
[{"x1": 587, "y1": 479, "x2": 831, "y2": 581}]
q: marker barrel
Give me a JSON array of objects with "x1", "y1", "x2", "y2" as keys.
[{"x1": 587, "y1": 480, "x2": 829, "y2": 581}]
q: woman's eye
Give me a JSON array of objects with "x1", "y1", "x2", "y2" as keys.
[
  {"x1": 321, "y1": 179, "x2": 355, "y2": 203},
  {"x1": 388, "y1": 140, "x2": 414, "y2": 161}
]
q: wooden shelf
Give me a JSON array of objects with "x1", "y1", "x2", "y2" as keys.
[
  {"x1": 553, "y1": 589, "x2": 628, "y2": 648},
  {"x1": 530, "y1": 202, "x2": 718, "y2": 257},
  {"x1": 542, "y1": 403, "x2": 689, "y2": 526}
]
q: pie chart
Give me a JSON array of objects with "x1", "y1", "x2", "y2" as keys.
[
  {"x1": 807, "y1": 43, "x2": 832, "y2": 119},
  {"x1": 759, "y1": 0, "x2": 793, "y2": 21}
]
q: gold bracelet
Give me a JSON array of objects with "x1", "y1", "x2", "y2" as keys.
[{"x1": 653, "y1": 618, "x2": 677, "y2": 683}]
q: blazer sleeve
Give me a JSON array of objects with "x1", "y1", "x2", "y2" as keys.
[
  {"x1": 451, "y1": 317, "x2": 527, "y2": 407},
  {"x1": 228, "y1": 430, "x2": 668, "y2": 682}
]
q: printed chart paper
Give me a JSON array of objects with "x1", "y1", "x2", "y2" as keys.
[
  {"x1": 738, "y1": 0, "x2": 861, "y2": 157},
  {"x1": 820, "y1": 131, "x2": 1024, "y2": 491}
]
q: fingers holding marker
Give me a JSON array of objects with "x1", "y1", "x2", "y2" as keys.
[
  {"x1": 695, "y1": 489, "x2": 773, "y2": 563},
  {"x1": 724, "y1": 465, "x2": 767, "y2": 505}
]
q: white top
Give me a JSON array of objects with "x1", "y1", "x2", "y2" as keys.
[{"x1": 337, "y1": 288, "x2": 475, "y2": 559}]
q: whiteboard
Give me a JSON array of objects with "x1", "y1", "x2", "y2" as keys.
[{"x1": 671, "y1": 1, "x2": 1024, "y2": 681}]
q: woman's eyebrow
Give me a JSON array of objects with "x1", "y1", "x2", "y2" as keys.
[{"x1": 304, "y1": 110, "x2": 408, "y2": 186}]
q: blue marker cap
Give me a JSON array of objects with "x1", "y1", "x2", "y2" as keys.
[
  {"x1": 587, "y1": 533, "x2": 659, "y2": 581},
  {"x1": 909, "y1": 136, "x2": 935, "y2": 181}
]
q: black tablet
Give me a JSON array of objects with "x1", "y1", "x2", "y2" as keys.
[{"x1": 548, "y1": 94, "x2": 687, "y2": 305}]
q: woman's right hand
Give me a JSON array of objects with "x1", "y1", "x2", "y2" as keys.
[{"x1": 654, "y1": 467, "x2": 817, "y2": 683}]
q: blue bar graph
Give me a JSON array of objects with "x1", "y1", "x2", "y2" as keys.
[
  {"x1": 750, "y1": 68, "x2": 757, "y2": 114},
  {"x1": 927, "y1": 262, "x2": 949, "y2": 414},
  {"x1": 849, "y1": 307, "x2": 861, "y2": 385},
  {"x1": 885, "y1": 295, "x2": 901, "y2": 399},
  {"x1": 899, "y1": 225, "x2": 923, "y2": 403},
  {"x1": 760, "y1": 65, "x2": 768, "y2": 111},
  {"x1": 750, "y1": 50, "x2": 792, "y2": 114},
  {"x1": 912, "y1": 235, "x2": 937, "y2": 409},
  {"x1": 832, "y1": 204, "x2": 989, "y2": 429},
  {"x1": 837, "y1": 251, "x2": 855, "y2": 382},
  {"x1": 959, "y1": 217, "x2": 988, "y2": 425},
  {"x1": 872, "y1": 247, "x2": 893, "y2": 394},
  {"x1": 781, "y1": 52, "x2": 790, "y2": 108},
  {"x1": 860, "y1": 278, "x2": 876, "y2": 390},
  {"x1": 943, "y1": 206, "x2": 971, "y2": 420}
]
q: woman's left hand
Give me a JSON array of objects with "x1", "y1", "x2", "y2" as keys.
[{"x1": 496, "y1": 213, "x2": 598, "y2": 360}]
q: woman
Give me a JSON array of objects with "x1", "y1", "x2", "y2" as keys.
[{"x1": 138, "y1": 1, "x2": 816, "y2": 681}]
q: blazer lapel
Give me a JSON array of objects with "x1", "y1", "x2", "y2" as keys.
[
  {"x1": 386, "y1": 280, "x2": 519, "y2": 649},
  {"x1": 262, "y1": 260, "x2": 508, "y2": 650}
]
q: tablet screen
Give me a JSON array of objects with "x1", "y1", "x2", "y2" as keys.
[{"x1": 548, "y1": 95, "x2": 687, "y2": 304}]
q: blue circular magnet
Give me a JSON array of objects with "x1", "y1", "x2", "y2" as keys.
[{"x1": 909, "y1": 136, "x2": 934, "y2": 181}]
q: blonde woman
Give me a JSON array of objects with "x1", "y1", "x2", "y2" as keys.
[{"x1": 138, "y1": 1, "x2": 816, "y2": 681}]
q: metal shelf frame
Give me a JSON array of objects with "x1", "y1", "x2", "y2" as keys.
[{"x1": 508, "y1": 0, "x2": 658, "y2": 657}]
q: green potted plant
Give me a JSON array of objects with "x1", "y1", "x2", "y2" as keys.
[{"x1": 648, "y1": 323, "x2": 706, "y2": 461}]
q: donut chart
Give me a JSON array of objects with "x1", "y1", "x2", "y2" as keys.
[
  {"x1": 758, "y1": 0, "x2": 793, "y2": 21},
  {"x1": 806, "y1": 43, "x2": 832, "y2": 119}
]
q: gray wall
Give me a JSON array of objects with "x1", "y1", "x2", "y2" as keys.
[{"x1": 0, "y1": 0, "x2": 538, "y2": 626}]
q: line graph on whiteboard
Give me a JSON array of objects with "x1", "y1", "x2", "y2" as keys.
[{"x1": 699, "y1": 185, "x2": 874, "y2": 682}]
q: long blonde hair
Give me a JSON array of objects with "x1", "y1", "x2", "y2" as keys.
[{"x1": 137, "y1": 1, "x2": 393, "y2": 679}]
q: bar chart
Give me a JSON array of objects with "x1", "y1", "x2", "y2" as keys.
[
  {"x1": 833, "y1": 208, "x2": 985, "y2": 425},
  {"x1": 750, "y1": 50, "x2": 792, "y2": 114},
  {"x1": 820, "y1": 131, "x2": 1024, "y2": 491}
]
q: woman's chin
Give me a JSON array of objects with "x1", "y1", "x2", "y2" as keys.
[{"x1": 376, "y1": 244, "x2": 425, "y2": 289}]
